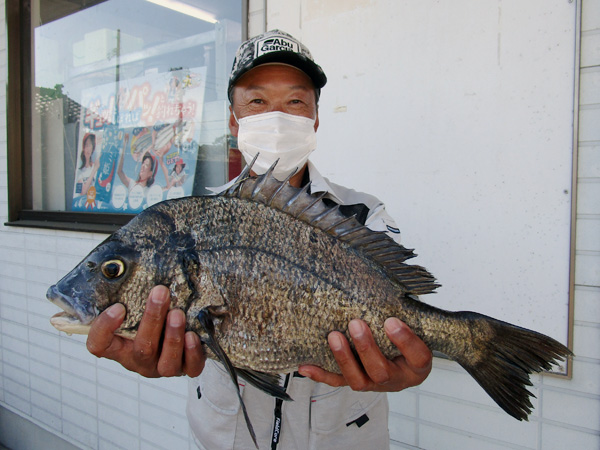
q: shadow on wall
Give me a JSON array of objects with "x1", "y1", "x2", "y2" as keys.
[{"x1": 0, "y1": 406, "x2": 81, "y2": 450}]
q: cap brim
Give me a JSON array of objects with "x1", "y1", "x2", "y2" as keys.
[
  {"x1": 228, "y1": 51, "x2": 327, "y2": 101},
  {"x1": 253, "y1": 51, "x2": 327, "y2": 88}
]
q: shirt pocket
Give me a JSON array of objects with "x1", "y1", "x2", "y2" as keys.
[
  {"x1": 309, "y1": 387, "x2": 385, "y2": 435},
  {"x1": 187, "y1": 360, "x2": 244, "y2": 450}
]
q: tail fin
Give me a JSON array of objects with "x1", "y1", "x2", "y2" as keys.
[{"x1": 454, "y1": 312, "x2": 572, "y2": 421}]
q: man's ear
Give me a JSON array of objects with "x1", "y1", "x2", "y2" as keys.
[{"x1": 229, "y1": 105, "x2": 239, "y2": 137}]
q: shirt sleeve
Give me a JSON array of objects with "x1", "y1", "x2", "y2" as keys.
[{"x1": 364, "y1": 202, "x2": 402, "y2": 244}]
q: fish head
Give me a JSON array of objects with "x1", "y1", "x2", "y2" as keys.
[
  {"x1": 47, "y1": 236, "x2": 144, "y2": 335},
  {"x1": 47, "y1": 204, "x2": 195, "y2": 336}
]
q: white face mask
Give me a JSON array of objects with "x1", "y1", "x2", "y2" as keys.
[{"x1": 235, "y1": 111, "x2": 317, "y2": 179}]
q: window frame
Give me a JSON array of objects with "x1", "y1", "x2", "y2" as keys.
[{"x1": 5, "y1": 0, "x2": 247, "y2": 233}]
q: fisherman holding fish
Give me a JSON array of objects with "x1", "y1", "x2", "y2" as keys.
[
  {"x1": 47, "y1": 27, "x2": 570, "y2": 450},
  {"x1": 84, "y1": 30, "x2": 437, "y2": 448}
]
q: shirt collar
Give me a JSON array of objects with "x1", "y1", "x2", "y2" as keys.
[
  {"x1": 205, "y1": 177, "x2": 237, "y2": 195},
  {"x1": 305, "y1": 161, "x2": 344, "y2": 204},
  {"x1": 206, "y1": 160, "x2": 344, "y2": 204}
]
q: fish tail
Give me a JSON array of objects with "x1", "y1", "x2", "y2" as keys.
[{"x1": 449, "y1": 312, "x2": 572, "y2": 421}]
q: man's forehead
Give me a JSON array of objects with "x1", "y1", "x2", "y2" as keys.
[
  {"x1": 235, "y1": 64, "x2": 316, "y2": 90},
  {"x1": 240, "y1": 83, "x2": 313, "y2": 93}
]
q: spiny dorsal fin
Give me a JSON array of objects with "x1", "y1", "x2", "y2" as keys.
[{"x1": 221, "y1": 160, "x2": 439, "y2": 296}]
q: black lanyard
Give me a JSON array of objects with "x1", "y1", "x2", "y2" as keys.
[{"x1": 271, "y1": 374, "x2": 291, "y2": 449}]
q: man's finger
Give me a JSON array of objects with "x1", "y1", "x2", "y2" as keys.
[
  {"x1": 328, "y1": 330, "x2": 372, "y2": 391},
  {"x1": 86, "y1": 303, "x2": 126, "y2": 357},
  {"x1": 133, "y1": 286, "x2": 170, "y2": 363},
  {"x1": 385, "y1": 318, "x2": 432, "y2": 374},
  {"x1": 348, "y1": 320, "x2": 390, "y2": 385},
  {"x1": 157, "y1": 308, "x2": 186, "y2": 376},
  {"x1": 183, "y1": 332, "x2": 206, "y2": 378},
  {"x1": 296, "y1": 364, "x2": 347, "y2": 387}
]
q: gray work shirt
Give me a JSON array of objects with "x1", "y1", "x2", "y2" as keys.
[{"x1": 188, "y1": 161, "x2": 400, "y2": 449}]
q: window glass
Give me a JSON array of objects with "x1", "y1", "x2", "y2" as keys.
[{"x1": 31, "y1": 0, "x2": 242, "y2": 214}]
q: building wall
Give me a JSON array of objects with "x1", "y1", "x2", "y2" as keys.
[
  {"x1": 0, "y1": 2, "x2": 197, "y2": 448},
  {"x1": 392, "y1": 1, "x2": 599, "y2": 447},
  {"x1": 263, "y1": 1, "x2": 600, "y2": 448},
  {"x1": 0, "y1": 1, "x2": 598, "y2": 450}
]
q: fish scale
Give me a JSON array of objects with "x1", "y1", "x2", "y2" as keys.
[
  {"x1": 190, "y1": 245, "x2": 373, "y2": 373},
  {"x1": 48, "y1": 159, "x2": 572, "y2": 448}
]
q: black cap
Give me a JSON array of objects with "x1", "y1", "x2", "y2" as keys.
[{"x1": 228, "y1": 29, "x2": 327, "y2": 102}]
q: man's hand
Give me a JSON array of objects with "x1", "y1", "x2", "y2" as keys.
[
  {"x1": 86, "y1": 285, "x2": 205, "y2": 378},
  {"x1": 297, "y1": 318, "x2": 432, "y2": 392}
]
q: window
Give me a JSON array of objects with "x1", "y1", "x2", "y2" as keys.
[{"x1": 6, "y1": 0, "x2": 244, "y2": 232}]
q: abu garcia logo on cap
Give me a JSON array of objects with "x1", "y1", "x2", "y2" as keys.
[{"x1": 256, "y1": 37, "x2": 299, "y2": 57}]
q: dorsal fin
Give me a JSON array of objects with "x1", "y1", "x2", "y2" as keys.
[{"x1": 220, "y1": 161, "x2": 439, "y2": 296}]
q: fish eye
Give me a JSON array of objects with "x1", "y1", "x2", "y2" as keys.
[{"x1": 101, "y1": 260, "x2": 126, "y2": 279}]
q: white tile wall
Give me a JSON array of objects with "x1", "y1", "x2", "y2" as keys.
[{"x1": 0, "y1": 0, "x2": 599, "y2": 449}]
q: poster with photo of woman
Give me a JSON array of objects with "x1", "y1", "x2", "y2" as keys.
[{"x1": 71, "y1": 67, "x2": 206, "y2": 212}]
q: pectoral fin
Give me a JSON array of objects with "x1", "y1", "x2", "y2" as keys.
[
  {"x1": 237, "y1": 368, "x2": 292, "y2": 401},
  {"x1": 196, "y1": 308, "x2": 258, "y2": 449}
]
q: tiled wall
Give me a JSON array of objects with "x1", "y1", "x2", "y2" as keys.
[{"x1": 1, "y1": 226, "x2": 194, "y2": 450}]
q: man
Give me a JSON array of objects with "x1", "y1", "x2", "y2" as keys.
[{"x1": 87, "y1": 30, "x2": 432, "y2": 449}]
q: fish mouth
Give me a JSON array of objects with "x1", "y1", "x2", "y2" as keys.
[
  {"x1": 49, "y1": 311, "x2": 94, "y2": 335},
  {"x1": 46, "y1": 285, "x2": 97, "y2": 335}
]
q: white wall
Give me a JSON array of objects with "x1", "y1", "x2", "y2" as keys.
[
  {"x1": 279, "y1": 0, "x2": 577, "y2": 350},
  {"x1": 0, "y1": 1, "x2": 598, "y2": 450},
  {"x1": 262, "y1": 0, "x2": 598, "y2": 449}
]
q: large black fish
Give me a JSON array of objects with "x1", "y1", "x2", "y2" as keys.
[{"x1": 47, "y1": 160, "x2": 571, "y2": 447}]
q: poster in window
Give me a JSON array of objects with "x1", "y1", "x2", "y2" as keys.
[{"x1": 71, "y1": 67, "x2": 207, "y2": 212}]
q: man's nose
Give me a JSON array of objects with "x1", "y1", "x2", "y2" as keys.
[{"x1": 269, "y1": 102, "x2": 286, "y2": 113}]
